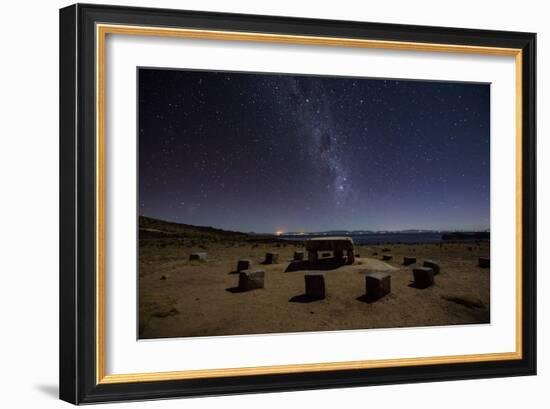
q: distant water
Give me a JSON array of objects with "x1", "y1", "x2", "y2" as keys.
[{"x1": 280, "y1": 232, "x2": 444, "y2": 245}]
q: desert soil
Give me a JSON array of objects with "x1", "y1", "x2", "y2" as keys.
[{"x1": 139, "y1": 238, "x2": 490, "y2": 339}]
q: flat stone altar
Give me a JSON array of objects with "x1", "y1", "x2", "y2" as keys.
[{"x1": 305, "y1": 237, "x2": 355, "y2": 264}]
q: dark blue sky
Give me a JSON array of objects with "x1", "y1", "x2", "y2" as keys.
[{"x1": 138, "y1": 68, "x2": 490, "y2": 233}]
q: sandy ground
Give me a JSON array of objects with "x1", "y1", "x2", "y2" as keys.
[{"x1": 139, "y1": 240, "x2": 490, "y2": 339}]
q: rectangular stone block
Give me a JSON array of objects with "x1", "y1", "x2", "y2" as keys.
[
  {"x1": 478, "y1": 257, "x2": 490, "y2": 268},
  {"x1": 306, "y1": 237, "x2": 354, "y2": 253},
  {"x1": 237, "y1": 259, "x2": 252, "y2": 271},
  {"x1": 382, "y1": 255, "x2": 392, "y2": 261},
  {"x1": 365, "y1": 272, "x2": 391, "y2": 301},
  {"x1": 189, "y1": 252, "x2": 207, "y2": 261},
  {"x1": 413, "y1": 267, "x2": 434, "y2": 288},
  {"x1": 293, "y1": 251, "x2": 305, "y2": 261},
  {"x1": 238, "y1": 270, "x2": 265, "y2": 291},
  {"x1": 403, "y1": 256, "x2": 416, "y2": 265},
  {"x1": 305, "y1": 273, "x2": 326, "y2": 299},
  {"x1": 423, "y1": 260, "x2": 440, "y2": 274},
  {"x1": 264, "y1": 252, "x2": 279, "y2": 264}
]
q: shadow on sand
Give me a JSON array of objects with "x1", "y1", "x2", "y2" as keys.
[
  {"x1": 408, "y1": 282, "x2": 432, "y2": 290},
  {"x1": 289, "y1": 294, "x2": 325, "y2": 303},
  {"x1": 356, "y1": 294, "x2": 381, "y2": 304},
  {"x1": 225, "y1": 286, "x2": 246, "y2": 293},
  {"x1": 285, "y1": 259, "x2": 348, "y2": 272}
]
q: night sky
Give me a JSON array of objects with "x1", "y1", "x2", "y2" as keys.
[{"x1": 138, "y1": 68, "x2": 490, "y2": 234}]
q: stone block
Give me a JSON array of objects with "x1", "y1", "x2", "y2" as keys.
[
  {"x1": 238, "y1": 270, "x2": 265, "y2": 291},
  {"x1": 403, "y1": 256, "x2": 416, "y2": 265},
  {"x1": 478, "y1": 257, "x2": 490, "y2": 268},
  {"x1": 189, "y1": 252, "x2": 207, "y2": 261},
  {"x1": 423, "y1": 260, "x2": 440, "y2": 274},
  {"x1": 237, "y1": 259, "x2": 252, "y2": 272},
  {"x1": 293, "y1": 251, "x2": 305, "y2": 261},
  {"x1": 413, "y1": 267, "x2": 434, "y2": 288},
  {"x1": 305, "y1": 273, "x2": 326, "y2": 299},
  {"x1": 365, "y1": 272, "x2": 391, "y2": 301},
  {"x1": 264, "y1": 252, "x2": 279, "y2": 264}
]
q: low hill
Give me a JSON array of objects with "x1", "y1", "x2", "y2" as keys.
[
  {"x1": 139, "y1": 216, "x2": 284, "y2": 244},
  {"x1": 442, "y1": 231, "x2": 490, "y2": 241}
]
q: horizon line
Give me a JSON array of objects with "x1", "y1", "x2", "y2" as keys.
[{"x1": 139, "y1": 214, "x2": 490, "y2": 235}]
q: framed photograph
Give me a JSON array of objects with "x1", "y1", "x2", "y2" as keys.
[{"x1": 59, "y1": 3, "x2": 536, "y2": 404}]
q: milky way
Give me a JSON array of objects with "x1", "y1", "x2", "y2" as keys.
[{"x1": 138, "y1": 68, "x2": 490, "y2": 233}]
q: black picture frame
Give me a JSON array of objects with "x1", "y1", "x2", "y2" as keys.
[{"x1": 60, "y1": 3, "x2": 536, "y2": 404}]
